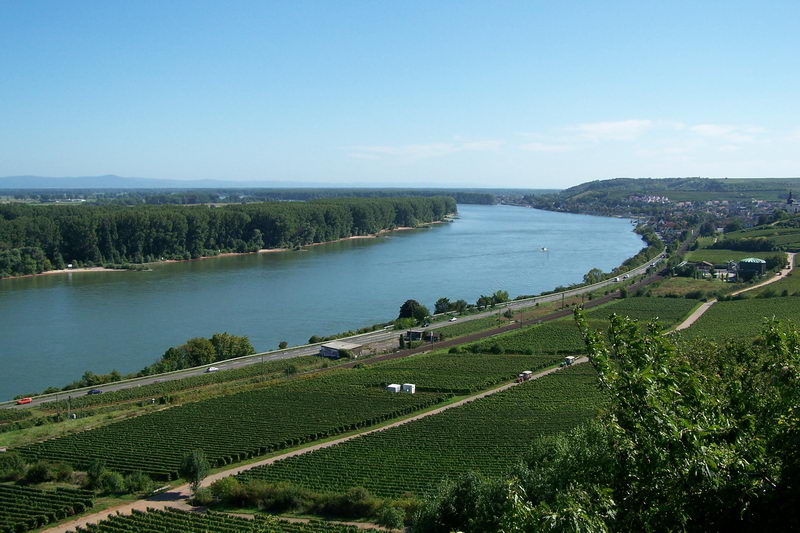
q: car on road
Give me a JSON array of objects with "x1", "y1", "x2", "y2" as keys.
[
  {"x1": 206, "y1": 366, "x2": 220, "y2": 373},
  {"x1": 613, "y1": 277, "x2": 620, "y2": 282},
  {"x1": 15, "y1": 397, "x2": 32, "y2": 405},
  {"x1": 448, "y1": 317, "x2": 458, "y2": 322},
  {"x1": 87, "y1": 389, "x2": 103, "y2": 395}
]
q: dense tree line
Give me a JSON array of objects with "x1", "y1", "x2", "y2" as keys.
[
  {"x1": 0, "y1": 196, "x2": 456, "y2": 277},
  {"x1": 3, "y1": 188, "x2": 494, "y2": 206}
]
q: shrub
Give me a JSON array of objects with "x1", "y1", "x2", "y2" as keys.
[
  {"x1": 376, "y1": 503, "x2": 406, "y2": 529},
  {"x1": 25, "y1": 461, "x2": 54, "y2": 483},
  {"x1": 191, "y1": 487, "x2": 214, "y2": 506},
  {"x1": 124, "y1": 471, "x2": 154, "y2": 494},
  {"x1": 0, "y1": 452, "x2": 27, "y2": 481},
  {"x1": 97, "y1": 470, "x2": 126, "y2": 494},
  {"x1": 210, "y1": 477, "x2": 244, "y2": 503},
  {"x1": 52, "y1": 462, "x2": 74, "y2": 482},
  {"x1": 317, "y1": 486, "x2": 381, "y2": 518}
]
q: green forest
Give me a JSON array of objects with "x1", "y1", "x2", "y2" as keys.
[{"x1": 0, "y1": 196, "x2": 456, "y2": 278}]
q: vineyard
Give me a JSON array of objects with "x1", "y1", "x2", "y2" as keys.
[
  {"x1": 469, "y1": 297, "x2": 698, "y2": 355},
  {"x1": 236, "y1": 364, "x2": 604, "y2": 498},
  {"x1": 685, "y1": 249, "x2": 779, "y2": 264},
  {"x1": 329, "y1": 351, "x2": 563, "y2": 394},
  {"x1": 682, "y1": 296, "x2": 800, "y2": 340},
  {"x1": 485, "y1": 319, "x2": 591, "y2": 354},
  {"x1": 0, "y1": 484, "x2": 93, "y2": 532},
  {"x1": 71, "y1": 507, "x2": 383, "y2": 532},
  {"x1": 38, "y1": 355, "x2": 327, "y2": 412},
  {"x1": 435, "y1": 316, "x2": 507, "y2": 338},
  {"x1": 585, "y1": 297, "x2": 698, "y2": 325},
  {"x1": 17, "y1": 376, "x2": 447, "y2": 480}
]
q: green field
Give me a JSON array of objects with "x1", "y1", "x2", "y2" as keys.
[
  {"x1": 586, "y1": 297, "x2": 698, "y2": 324},
  {"x1": 645, "y1": 277, "x2": 732, "y2": 298},
  {"x1": 682, "y1": 296, "x2": 800, "y2": 340},
  {"x1": 337, "y1": 351, "x2": 562, "y2": 394},
  {"x1": 435, "y1": 315, "x2": 507, "y2": 338},
  {"x1": 72, "y1": 508, "x2": 381, "y2": 532},
  {"x1": 720, "y1": 223, "x2": 800, "y2": 251},
  {"x1": 236, "y1": 364, "x2": 603, "y2": 498},
  {"x1": 748, "y1": 272, "x2": 800, "y2": 297},
  {"x1": 17, "y1": 376, "x2": 447, "y2": 480},
  {"x1": 15, "y1": 349, "x2": 565, "y2": 480},
  {"x1": 684, "y1": 248, "x2": 780, "y2": 264},
  {"x1": 0, "y1": 484, "x2": 93, "y2": 532},
  {"x1": 470, "y1": 297, "x2": 698, "y2": 355}
]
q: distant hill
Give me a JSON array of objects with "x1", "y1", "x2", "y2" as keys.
[{"x1": 556, "y1": 177, "x2": 800, "y2": 202}]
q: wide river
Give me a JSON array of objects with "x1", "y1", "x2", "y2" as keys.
[{"x1": 0, "y1": 205, "x2": 643, "y2": 398}]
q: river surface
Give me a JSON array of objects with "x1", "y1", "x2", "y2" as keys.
[{"x1": 0, "y1": 205, "x2": 643, "y2": 398}]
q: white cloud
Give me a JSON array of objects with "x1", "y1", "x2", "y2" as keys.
[
  {"x1": 573, "y1": 119, "x2": 654, "y2": 141},
  {"x1": 689, "y1": 124, "x2": 761, "y2": 143}
]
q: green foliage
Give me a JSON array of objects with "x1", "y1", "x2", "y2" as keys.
[
  {"x1": 434, "y1": 297, "x2": 451, "y2": 314},
  {"x1": 191, "y1": 487, "x2": 215, "y2": 506},
  {"x1": 435, "y1": 316, "x2": 500, "y2": 338},
  {"x1": 124, "y1": 470, "x2": 154, "y2": 494},
  {"x1": 398, "y1": 299, "x2": 430, "y2": 324},
  {"x1": 35, "y1": 355, "x2": 325, "y2": 412},
  {"x1": 543, "y1": 311, "x2": 800, "y2": 531},
  {"x1": 180, "y1": 449, "x2": 210, "y2": 492},
  {"x1": 0, "y1": 452, "x2": 27, "y2": 481},
  {"x1": 24, "y1": 460, "x2": 54, "y2": 483},
  {"x1": 147, "y1": 332, "x2": 254, "y2": 374},
  {"x1": 97, "y1": 470, "x2": 126, "y2": 495},
  {"x1": 0, "y1": 196, "x2": 456, "y2": 278},
  {"x1": 0, "y1": 485, "x2": 94, "y2": 532},
  {"x1": 68, "y1": 507, "x2": 385, "y2": 532},
  {"x1": 583, "y1": 268, "x2": 605, "y2": 285},
  {"x1": 683, "y1": 297, "x2": 800, "y2": 340},
  {"x1": 18, "y1": 370, "x2": 447, "y2": 480},
  {"x1": 236, "y1": 364, "x2": 603, "y2": 498},
  {"x1": 376, "y1": 503, "x2": 406, "y2": 529}
]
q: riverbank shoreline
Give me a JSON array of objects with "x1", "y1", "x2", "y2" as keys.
[{"x1": 0, "y1": 222, "x2": 444, "y2": 281}]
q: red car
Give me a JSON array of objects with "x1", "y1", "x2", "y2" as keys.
[{"x1": 15, "y1": 397, "x2": 32, "y2": 405}]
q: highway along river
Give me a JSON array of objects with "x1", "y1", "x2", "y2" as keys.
[{"x1": 0, "y1": 204, "x2": 643, "y2": 398}]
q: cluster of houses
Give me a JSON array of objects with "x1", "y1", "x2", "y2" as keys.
[{"x1": 677, "y1": 257, "x2": 767, "y2": 282}]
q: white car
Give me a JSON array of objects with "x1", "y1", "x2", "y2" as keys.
[
  {"x1": 205, "y1": 366, "x2": 220, "y2": 373},
  {"x1": 448, "y1": 317, "x2": 458, "y2": 322}
]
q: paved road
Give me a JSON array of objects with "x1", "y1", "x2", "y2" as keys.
[
  {"x1": 3, "y1": 252, "x2": 664, "y2": 409},
  {"x1": 41, "y1": 358, "x2": 588, "y2": 533}
]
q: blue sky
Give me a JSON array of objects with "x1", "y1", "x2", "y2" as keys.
[{"x1": 1, "y1": 1, "x2": 798, "y2": 188}]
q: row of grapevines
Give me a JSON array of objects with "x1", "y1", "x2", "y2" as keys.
[
  {"x1": 17, "y1": 375, "x2": 448, "y2": 480},
  {"x1": 435, "y1": 316, "x2": 506, "y2": 338},
  {"x1": 586, "y1": 297, "x2": 697, "y2": 325},
  {"x1": 468, "y1": 297, "x2": 697, "y2": 355},
  {"x1": 40, "y1": 355, "x2": 326, "y2": 412},
  {"x1": 237, "y1": 364, "x2": 604, "y2": 498},
  {"x1": 71, "y1": 507, "x2": 381, "y2": 532},
  {"x1": 0, "y1": 484, "x2": 93, "y2": 533},
  {"x1": 323, "y1": 351, "x2": 562, "y2": 394},
  {"x1": 682, "y1": 296, "x2": 800, "y2": 340}
]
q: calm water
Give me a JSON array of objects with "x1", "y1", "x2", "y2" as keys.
[{"x1": 0, "y1": 205, "x2": 643, "y2": 398}]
